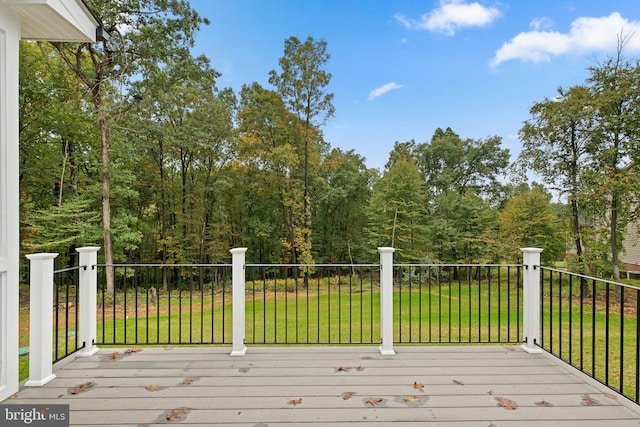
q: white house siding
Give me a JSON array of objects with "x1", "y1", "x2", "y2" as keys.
[
  {"x1": 0, "y1": 3, "x2": 22, "y2": 402},
  {"x1": 622, "y1": 221, "x2": 640, "y2": 274}
]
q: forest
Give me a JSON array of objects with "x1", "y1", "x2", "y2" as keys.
[{"x1": 18, "y1": 1, "x2": 640, "y2": 283}]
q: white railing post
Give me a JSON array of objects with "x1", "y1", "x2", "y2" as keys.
[
  {"x1": 77, "y1": 246, "x2": 100, "y2": 357},
  {"x1": 521, "y1": 248, "x2": 543, "y2": 354},
  {"x1": 230, "y1": 248, "x2": 248, "y2": 356},
  {"x1": 25, "y1": 253, "x2": 58, "y2": 386},
  {"x1": 378, "y1": 247, "x2": 396, "y2": 356}
]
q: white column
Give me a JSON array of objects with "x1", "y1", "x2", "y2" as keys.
[
  {"x1": 77, "y1": 247, "x2": 100, "y2": 357},
  {"x1": 378, "y1": 247, "x2": 396, "y2": 356},
  {"x1": 25, "y1": 253, "x2": 59, "y2": 386},
  {"x1": 0, "y1": 4, "x2": 21, "y2": 401},
  {"x1": 521, "y1": 248, "x2": 543, "y2": 354},
  {"x1": 230, "y1": 248, "x2": 247, "y2": 356}
]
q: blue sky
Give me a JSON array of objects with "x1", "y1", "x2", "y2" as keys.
[{"x1": 190, "y1": 0, "x2": 640, "y2": 171}]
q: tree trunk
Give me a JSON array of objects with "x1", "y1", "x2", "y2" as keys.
[
  {"x1": 158, "y1": 138, "x2": 168, "y2": 291},
  {"x1": 98, "y1": 108, "x2": 115, "y2": 293}
]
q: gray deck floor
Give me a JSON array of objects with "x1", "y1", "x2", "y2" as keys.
[{"x1": 4, "y1": 346, "x2": 640, "y2": 426}]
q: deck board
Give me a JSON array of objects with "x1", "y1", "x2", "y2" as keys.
[{"x1": 4, "y1": 346, "x2": 640, "y2": 426}]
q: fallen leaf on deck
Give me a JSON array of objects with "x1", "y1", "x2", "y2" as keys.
[
  {"x1": 238, "y1": 368, "x2": 250, "y2": 373},
  {"x1": 110, "y1": 352, "x2": 120, "y2": 360},
  {"x1": 10, "y1": 394, "x2": 18, "y2": 399},
  {"x1": 604, "y1": 393, "x2": 618, "y2": 400},
  {"x1": 337, "y1": 366, "x2": 351, "y2": 372},
  {"x1": 342, "y1": 391, "x2": 355, "y2": 400},
  {"x1": 535, "y1": 400, "x2": 552, "y2": 407},
  {"x1": 125, "y1": 348, "x2": 142, "y2": 354},
  {"x1": 413, "y1": 381, "x2": 425, "y2": 392},
  {"x1": 582, "y1": 395, "x2": 598, "y2": 406},
  {"x1": 288, "y1": 398, "x2": 302, "y2": 406},
  {"x1": 180, "y1": 379, "x2": 194, "y2": 385},
  {"x1": 503, "y1": 345, "x2": 514, "y2": 351},
  {"x1": 70, "y1": 381, "x2": 94, "y2": 395},
  {"x1": 356, "y1": 366, "x2": 365, "y2": 372},
  {"x1": 495, "y1": 396, "x2": 518, "y2": 410},
  {"x1": 364, "y1": 397, "x2": 383, "y2": 406},
  {"x1": 145, "y1": 385, "x2": 161, "y2": 391},
  {"x1": 165, "y1": 407, "x2": 191, "y2": 421},
  {"x1": 487, "y1": 390, "x2": 494, "y2": 395},
  {"x1": 453, "y1": 379, "x2": 464, "y2": 385},
  {"x1": 404, "y1": 396, "x2": 421, "y2": 404}
]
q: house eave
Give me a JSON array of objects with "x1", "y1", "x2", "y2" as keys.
[{"x1": 7, "y1": 0, "x2": 97, "y2": 42}]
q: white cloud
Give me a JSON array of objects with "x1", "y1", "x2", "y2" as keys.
[
  {"x1": 395, "y1": 0, "x2": 502, "y2": 36},
  {"x1": 492, "y1": 12, "x2": 640, "y2": 67},
  {"x1": 368, "y1": 82, "x2": 404, "y2": 101},
  {"x1": 529, "y1": 17, "x2": 553, "y2": 31}
]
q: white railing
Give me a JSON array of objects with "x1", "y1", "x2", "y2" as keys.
[{"x1": 22, "y1": 246, "x2": 542, "y2": 386}]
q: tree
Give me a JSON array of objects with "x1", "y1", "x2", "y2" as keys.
[
  {"x1": 19, "y1": 41, "x2": 100, "y2": 268},
  {"x1": 414, "y1": 127, "x2": 509, "y2": 200},
  {"x1": 268, "y1": 36, "x2": 335, "y2": 265},
  {"x1": 366, "y1": 157, "x2": 429, "y2": 263},
  {"x1": 237, "y1": 83, "x2": 306, "y2": 263},
  {"x1": 583, "y1": 39, "x2": 640, "y2": 281},
  {"x1": 518, "y1": 85, "x2": 593, "y2": 273},
  {"x1": 314, "y1": 149, "x2": 374, "y2": 263},
  {"x1": 50, "y1": 0, "x2": 209, "y2": 291},
  {"x1": 497, "y1": 189, "x2": 565, "y2": 264}
]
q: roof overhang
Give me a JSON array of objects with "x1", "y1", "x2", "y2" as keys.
[{"x1": 7, "y1": 0, "x2": 97, "y2": 42}]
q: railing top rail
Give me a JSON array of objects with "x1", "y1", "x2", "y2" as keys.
[
  {"x1": 539, "y1": 265, "x2": 640, "y2": 291},
  {"x1": 245, "y1": 263, "x2": 380, "y2": 268},
  {"x1": 54, "y1": 265, "x2": 87, "y2": 274},
  {"x1": 97, "y1": 263, "x2": 232, "y2": 268},
  {"x1": 395, "y1": 263, "x2": 523, "y2": 268}
]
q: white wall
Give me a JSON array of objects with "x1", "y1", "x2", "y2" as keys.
[{"x1": 0, "y1": 2, "x2": 21, "y2": 402}]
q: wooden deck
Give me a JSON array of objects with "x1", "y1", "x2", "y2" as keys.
[{"x1": 4, "y1": 346, "x2": 640, "y2": 426}]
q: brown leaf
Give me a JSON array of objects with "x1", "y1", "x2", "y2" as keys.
[
  {"x1": 180, "y1": 379, "x2": 194, "y2": 385},
  {"x1": 145, "y1": 385, "x2": 161, "y2": 391},
  {"x1": 342, "y1": 391, "x2": 355, "y2": 400},
  {"x1": 125, "y1": 348, "x2": 142, "y2": 354},
  {"x1": 239, "y1": 368, "x2": 250, "y2": 373},
  {"x1": 364, "y1": 397, "x2": 383, "y2": 406},
  {"x1": 165, "y1": 407, "x2": 190, "y2": 421},
  {"x1": 404, "y1": 396, "x2": 421, "y2": 404},
  {"x1": 604, "y1": 393, "x2": 618, "y2": 400},
  {"x1": 356, "y1": 366, "x2": 365, "y2": 372},
  {"x1": 495, "y1": 396, "x2": 518, "y2": 410},
  {"x1": 535, "y1": 400, "x2": 552, "y2": 407},
  {"x1": 503, "y1": 345, "x2": 514, "y2": 351},
  {"x1": 453, "y1": 379, "x2": 464, "y2": 385},
  {"x1": 70, "y1": 381, "x2": 94, "y2": 395},
  {"x1": 110, "y1": 352, "x2": 120, "y2": 360},
  {"x1": 582, "y1": 395, "x2": 598, "y2": 406},
  {"x1": 337, "y1": 366, "x2": 351, "y2": 372},
  {"x1": 487, "y1": 389, "x2": 494, "y2": 395},
  {"x1": 288, "y1": 398, "x2": 302, "y2": 406},
  {"x1": 10, "y1": 394, "x2": 18, "y2": 399},
  {"x1": 413, "y1": 381, "x2": 425, "y2": 392}
]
